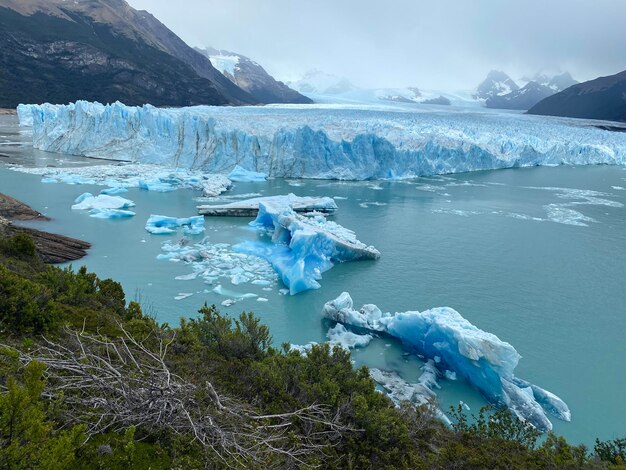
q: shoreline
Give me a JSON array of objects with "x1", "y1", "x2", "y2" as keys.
[{"x1": 0, "y1": 192, "x2": 90, "y2": 263}]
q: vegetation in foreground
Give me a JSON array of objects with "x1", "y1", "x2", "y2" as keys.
[{"x1": 0, "y1": 232, "x2": 625, "y2": 469}]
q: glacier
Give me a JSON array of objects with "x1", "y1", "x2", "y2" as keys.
[
  {"x1": 228, "y1": 165, "x2": 268, "y2": 182},
  {"x1": 234, "y1": 201, "x2": 380, "y2": 294},
  {"x1": 18, "y1": 101, "x2": 626, "y2": 181},
  {"x1": 322, "y1": 292, "x2": 570, "y2": 431}
]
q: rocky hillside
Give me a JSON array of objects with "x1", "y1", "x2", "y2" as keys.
[
  {"x1": 0, "y1": 0, "x2": 257, "y2": 107},
  {"x1": 474, "y1": 70, "x2": 519, "y2": 100},
  {"x1": 528, "y1": 70, "x2": 626, "y2": 122},
  {"x1": 197, "y1": 47, "x2": 311, "y2": 104}
]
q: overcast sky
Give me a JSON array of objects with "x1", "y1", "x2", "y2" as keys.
[{"x1": 127, "y1": 0, "x2": 626, "y2": 90}]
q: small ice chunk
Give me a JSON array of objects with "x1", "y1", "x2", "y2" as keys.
[{"x1": 228, "y1": 166, "x2": 268, "y2": 182}]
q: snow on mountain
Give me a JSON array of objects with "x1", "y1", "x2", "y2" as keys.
[
  {"x1": 18, "y1": 101, "x2": 626, "y2": 181},
  {"x1": 289, "y1": 70, "x2": 359, "y2": 95},
  {"x1": 196, "y1": 47, "x2": 311, "y2": 105},
  {"x1": 486, "y1": 81, "x2": 555, "y2": 110},
  {"x1": 474, "y1": 70, "x2": 519, "y2": 100}
]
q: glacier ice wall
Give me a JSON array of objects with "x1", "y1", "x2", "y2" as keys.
[
  {"x1": 18, "y1": 101, "x2": 626, "y2": 180},
  {"x1": 322, "y1": 292, "x2": 570, "y2": 431}
]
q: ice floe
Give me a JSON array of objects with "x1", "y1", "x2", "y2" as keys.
[
  {"x1": 322, "y1": 292, "x2": 570, "y2": 431},
  {"x1": 228, "y1": 166, "x2": 268, "y2": 182},
  {"x1": 145, "y1": 215, "x2": 205, "y2": 235},
  {"x1": 234, "y1": 200, "x2": 380, "y2": 294},
  {"x1": 71, "y1": 193, "x2": 136, "y2": 218}
]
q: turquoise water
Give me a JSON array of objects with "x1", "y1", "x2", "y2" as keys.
[{"x1": 1, "y1": 117, "x2": 625, "y2": 445}]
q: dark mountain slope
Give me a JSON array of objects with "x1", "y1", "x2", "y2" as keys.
[
  {"x1": 0, "y1": 0, "x2": 257, "y2": 107},
  {"x1": 528, "y1": 70, "x2": 626, "y2": 122}
]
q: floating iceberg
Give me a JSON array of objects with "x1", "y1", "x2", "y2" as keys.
[
  {"x1": 326, "y1": 324, "x2": 373, "y2": 350},
  {"x1": 234, "y1": 201, "x2": 380, "y2": 294},
  {"x1": 228, "y1": 166, "x2": 268, "y2": 182},
  {"x1": 322, "y1": 292, "x2": 570, "y2": 431},
  {"x1": 145, "y1": 215, "x2": 205, "y2": 235},
  {"x1": 198, "y1": 193, "x2": 338, "y2": 216},
  {"x1": 89, "y1": 208, "x2": 136, "y2": 219},
  {"x1": 10, "y1": 163, "x2": 232, "y2": 197},
  {"x1": 72, "y1": 193, "x2": 135, "y2": 211},
  {"x1": 18, "y1": 101, "x2": 626, "y2": 180}
]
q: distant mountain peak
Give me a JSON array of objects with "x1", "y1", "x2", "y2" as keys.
[{"x1": 475, "y1": 70, "x2": 519, "y2": 100}]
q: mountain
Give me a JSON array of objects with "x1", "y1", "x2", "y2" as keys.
[
  {"x1": 0, "y1": 0, "x2": 257, "y2": 108},
  {"x1": 474, "y1": 70, "x2": 519, "y2": 100},
  {"x1": 289, "y1": 70, "x2": 359, "y2": 95},
  {"x1": 528, "y1": 70, "x2": 626, "y2": 122},
  {"x1": 486, "y1": 81, "x2": 555, "y2": 110},
  {"x1": 485, "y1": 71, "x2": 579, "y2": 110},
  {"x1": 195, "y1": 47, "x2": 312, "y2": 105}
]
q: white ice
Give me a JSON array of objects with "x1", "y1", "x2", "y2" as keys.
[{"x1": 72, "y1": 193, "x2": 135, "y2": 212}]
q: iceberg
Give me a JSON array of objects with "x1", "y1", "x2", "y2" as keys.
[
  {"x1": 198, "y1": 193, "x2": 338, "y2": 216},
  {"x1": 228, "y1": 165, "x2": 268, "y2": 182},
  {"x1": 326, "y1": 324, "x2": 373, "y2": 350},
  {"x1": 145, "y1": 215, "x2": 205, "y2": 235},
  {"x1": 89, "y1": 208, "x2": 136, "y2": 219},
  {"x1": 18, "y1": 101, "x2": 626, "y2": 180},
  {"x1": 72, "y1": 193, "x2": 135, "y2": 211},
  {"x1": 322, "y1": 292, "x2": 570, "y2": 431},
  {"x1": 234, "y1": 201, "x2": 380, "y2": 294}
]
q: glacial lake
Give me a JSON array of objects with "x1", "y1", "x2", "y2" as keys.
[{"x1": 1, "y1": 116, "x2": 625, "y2": 446}]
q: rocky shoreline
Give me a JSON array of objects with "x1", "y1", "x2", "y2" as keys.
[{"x1": 0, "y1": 192, "x2": 90, "y2": 263}]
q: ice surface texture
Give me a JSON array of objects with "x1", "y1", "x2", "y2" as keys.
[
  {"x1": 19, "y1": 101, "x2": 626, "y2": 180},
  {"x1": 71, "y1": 192, "x2": 136, "y2": 219},
  {"x1": 235, "y1": 201, "x2": 380, "y2": 294},
  {"x1": 322, "y1": 292, "x2": 571, "y2": 431}
]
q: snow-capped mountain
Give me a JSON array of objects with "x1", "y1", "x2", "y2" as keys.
[
  {"x1": 474, "y1": 70, "x2": 519, "y2": 100},
  {"x1": 289, "y1": 70, "x2": 359, "y2": 95},
  {"x1": 486, "y1": 71, "x2": 579, "y2": 110},
  {"x1": 196, "y1": 47, "x2": 312, "y2": 105},
  {"x1": 486, "y1": 81, "x2": 555, "y2": 110}
]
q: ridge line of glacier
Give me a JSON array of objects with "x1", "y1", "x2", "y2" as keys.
[{"x1": 18, "y1": 101, "x2": 626, "y2": 180}]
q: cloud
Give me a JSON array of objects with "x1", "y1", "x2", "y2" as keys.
[{"x1": 127, "y1": 0, "x2": 626, "y2": 90}]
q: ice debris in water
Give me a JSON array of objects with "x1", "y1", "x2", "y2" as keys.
[
  {"x1": 326, "y1": 324, "x2": 373, "y2": 350},
  {"x1": 157, "y1": 238, "x2": 277, "y2": 289},
  {"x1": 145, "y1": 215, "x2": 205, "y2": 235},
  {"x1": 322, "y1": 292, "x2": 571, "y2": 432},
  {"x1": 228, "y1": 166, "x2": 268, "y2": 182},
  {"x1": 234, "y1": 200, "x2": 380, "y2": 295},
  {"x1": 9, "y1": 163, "x2": 232, "y2": 197},
  {"x1": 370, "y1": 363, "x2": 451, "y2": 425},
  {"x1": 18, "y1": 101, "x2": 626, "y2": 180}
]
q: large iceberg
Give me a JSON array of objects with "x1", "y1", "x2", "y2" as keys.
[
  {"x1": 17, "y1": 101, "x2": 626, "y2": 180},
  {"x1": 322, "y1": 292, "x2": 570, "y2": 431},
  {"x1": 234, "y1": 202, "x2": 380, "y2": 294}
]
